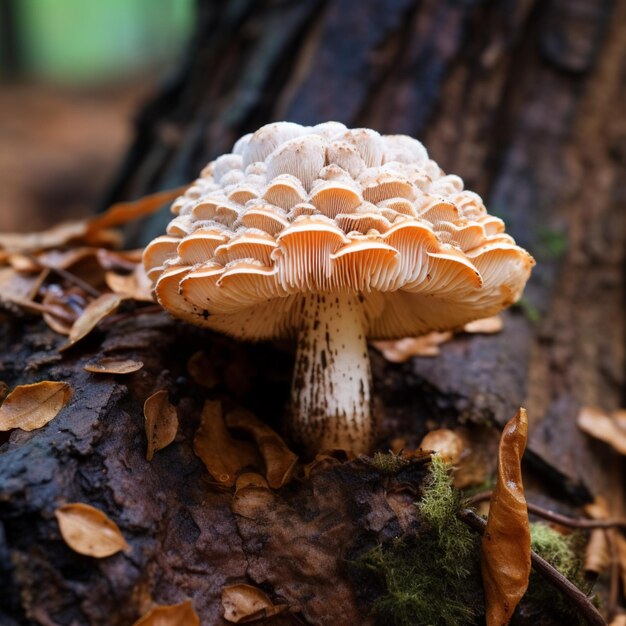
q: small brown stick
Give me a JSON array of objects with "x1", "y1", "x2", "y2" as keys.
[
  {"x1": 466, "y1": 491, "x2": 626, "y2": 530},
  {"x1": 457, "y1": 508, "x2": 606, "y2": 626},
  {"x1": 44, "y1": 264, "x2": 102, "y2": 298}
]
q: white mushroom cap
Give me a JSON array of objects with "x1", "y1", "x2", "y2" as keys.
[{"x1": 144, "y1": 122, "x2": 534, "y2": 341}]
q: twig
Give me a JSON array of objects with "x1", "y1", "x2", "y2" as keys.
[
  {"x1": 457, "y1": 508, "x2": 606, "y2": 626},
  {"x1": 43, "y1": 264, "x2": 102, "y2": 298},
  {"x1": 466, "y1": 491, "x2": 626, "y2": 530}
]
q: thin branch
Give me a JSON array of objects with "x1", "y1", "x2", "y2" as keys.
[
  {"x1": 43, "y1": 264, "x2": 102, "y2": 298},
  {"x1": 457, "y1": 508, "x2": 606, "y2": 626},
  {"x1": 465, "y1": 491, "x2": 626, "y2": 530}
]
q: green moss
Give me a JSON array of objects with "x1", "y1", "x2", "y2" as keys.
[
  {"x1": 514, "y1": 523, "x2": 589, "y2": 625},
  {"x1": 371, "y1": 451, "x2": 410, "y2": 474},
  {"x1": 354, "y1": 457, "x2": 482, "y2": 626}
]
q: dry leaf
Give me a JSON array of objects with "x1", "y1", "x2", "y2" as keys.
[
  {"x1": 86, "y1": 186, "x2": 187, "y2": 233},
  {"x1": 0, "y1": 381, "x2": 72, "y2": 431},
  {"x1": 584, "y1": 497, "x2": 611, "y2": 575},
  {"x1": 41, "y1": 285, "x2": 85, "y2": 335},
  {"x1": 0, "y1": 267, "x2": 43, "y2": 305},
  {"x1": 463, "y1": 315, "x2": 503, "y2": 334},
  {"x1": 132, "y1": 600, "x2": 200, "y2": 626},
  {"x1": 0, "y1": 187, "x2": 186, "y2": 255},
  {"x1": 419, "y1": 428, "x2": 464, "y2": 465},
  {"x1": 235, "y1": 472, "x2": 270, "y2": 493},
  {"x1": 144, "y1": 390, "x2": 178, "y2": 461},
  {"x1": 55, "y1": 502, "x2": 129, "y2": 557},
  {"x1": 577, "y1": 406, "x2": 626, "y2": 455},
  {"x1": 105, "y1": 265, "x2": 153, "y2": 302},
  {"x1": 85, "y1": 358, "x2": 144, "y2": 375},
  {"x1": 222, "y1": 584, "x2": 288, "y2": 623},
  {"x1": 481, "y1": 408, "x2": 531, "y2": 626},
  {"x1": 193, "y1": 401, "x2": 261, "y2": 486},
  {"x1": 615, "y1": 533, "x2": 626, "y2": 597},
  {"x1": 186, "y1": 351, "x2": 219, "y2": 389},
  {"x1": 61, "y1": 293, "x2": 123, "y2": 351},
  {"x1": 372, "y1": 332, "x2": 453, "y2": 362},
  {"x1": 225, "y1": 409, "x2": 298, "y2": 489},
  {"x1": 0, "y1": 220, "x2": 88, "y2": 254}
]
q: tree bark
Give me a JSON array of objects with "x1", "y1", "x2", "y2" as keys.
[{"x1": 2, "y1": 0, "x2": 625, "y2": 624}]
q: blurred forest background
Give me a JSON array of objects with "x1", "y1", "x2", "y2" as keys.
[{"x1": 0, "y1": 0, "x2": 194, "y2": 232}]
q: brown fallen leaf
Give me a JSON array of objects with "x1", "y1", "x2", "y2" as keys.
[
  {"x1": 0, "y1": 267, "x2": 44, "y2": 305},
  {"x1": 577, "y1": 406, "x2": 626, "y2": 455},
  {"x1": 0, "y1": 187, "x2": 187, "y2": 255},
  {"x1": 60, "y1": 292, "x2": 123, "y2": 351},
  {"x1": 86, "y1": 186, "x2": 187, "y2": 233},
  {"x1": 131, "y1": 599, "x2": 200, "y2": 626},
  {"x1": 144, "y1": 390, "x2": 179, "y2": 462},
  {"x1": 0, "y1": 220, "x2": 89, "y2": 254},
  {"x1": 584, "y1": 497, "x2": 611, "y2": 575},
  {"x1": 615, "y1": 533, "x2": 626, "y2": 597},
  {"x1": 463, "y1": 315, "x2": 503, "y2": 334},
  {"x1": 55, "y1": 502, "x2": 129, "y2": 558},
  {"x1": 0, "y1": 381, "x2": 73, "y2": 431},
  {"x1": 186, "y1": 351, "x2": 219, "y2": 389},
  {"x1": 85, "y1": 358, "x2": 144, "y2": 375},
  {"x1": 222, "y1": 584, "x2": 288, "y2": 623},
  {"x1": 105, "y1": 264, "x2": 153, "y2": 302},
  {"x1": 481, "y1": 408, "x2": 531, "y2": 626},
  {"x1": 419, "y1": 428, "x2": 464, "y2": 465},
  {"x1": 41, "y1": 286, "x2": 83, "y2": 335},
  {"x1": 235, "y1": 472, "x2": 270, "y2": 493},
  {"x1": 372, "y1": 331, "x2": 453, "y2": 362},
  {"x1": 194, "y1": 401, "x2": 262, "y2": 487},
  {"x1": 226, "y1": 408, "x2": 298, "y2": 489}
]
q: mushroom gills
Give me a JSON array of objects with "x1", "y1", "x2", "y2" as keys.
[{"x1": 289, "y1": 292, "x2": 373, "y2": 454}]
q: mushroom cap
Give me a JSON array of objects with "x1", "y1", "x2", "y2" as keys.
[{"x1": 144, "y1": 122, "x2": 534, "y2": 340}]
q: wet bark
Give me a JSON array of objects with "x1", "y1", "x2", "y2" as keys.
[{"x1": 2, "y1": 0, "x2": 626, "y2": 624}]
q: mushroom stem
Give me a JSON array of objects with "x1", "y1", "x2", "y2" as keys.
[{"x1": 289, "y1": 292, "x2": 374, "y2": 455}]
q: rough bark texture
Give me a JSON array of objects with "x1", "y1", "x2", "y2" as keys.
[{"x1": 2, "y1": 0, "x2": 626, "y2": 624}]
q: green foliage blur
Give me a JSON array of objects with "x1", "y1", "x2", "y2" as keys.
[{"x1": 2, "y1": 0, "x2": 194, "y2": 84}]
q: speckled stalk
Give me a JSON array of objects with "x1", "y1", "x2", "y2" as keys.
[{"x1": 289, "y1": 292, "x2": 374, "y2": 455}]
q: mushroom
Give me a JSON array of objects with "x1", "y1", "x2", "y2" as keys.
[{"x1": 144, "y1": 122, "x2": 534, "y2": 455}]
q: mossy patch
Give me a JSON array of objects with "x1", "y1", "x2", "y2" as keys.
[
  {"x1": 514, "y1": 523, "x2": 590, "y2": 625},
  {"x1": 353, "y1": 456, "x2": 482, "y2": 625}
]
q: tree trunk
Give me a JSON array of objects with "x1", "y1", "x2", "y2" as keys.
[{"x1": 2, "y1": 0, "x2": 625, "y2": 624}]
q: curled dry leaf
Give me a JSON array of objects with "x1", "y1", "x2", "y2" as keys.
[
  {"x1": 41, "y1": 286, "x2": 82, "y2": 335},
  {"x1": 372, "y1": 331, "x2": 453, "y2": 362},
  {"x1": 144, "y1": 390, "x2": 179, "y2": 462},
  {"x1": 193, "y1": 401, "x2": 261, "y2": 487},
  {"x1": 132, "y1": 599, "x2": 200, "y2": 626},
  {"x1": 481, "y1": 408, "x2": 531, "y2": 626},
  {"x1": 105, "y1": 264, "x2": 153, "y2": 302},
  {"x1": 55, "y1": 502, "x2": 129, "y2": 558},
  {"x1": 419, "y1": 428, "x2": 464, "y2": 465},
  {"x1": 85, "y1": 358, "x2": 144, "y2": 375},
  {"x1": 186, "y1": 351, "x2": 219, "y2": 389},
  {"x1": 60, "y1": 292, "x2": 123, "y2": 351},
  {"x1": 0, "y1": 381, "x2": 72, "y2": 432},
  {"x1": 577, "y1": 406, "x2": 626, "y2": 455},
  {"x1": 226, "y1": 408, "x2": 298, "y2": 489},
  {"x1": 463, "y1": 315, "x2": 503, "y2": 334},
  {"x1": 222, "y1": 584, "x2": 288, "y2": 623}
]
